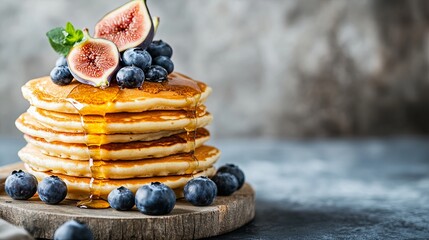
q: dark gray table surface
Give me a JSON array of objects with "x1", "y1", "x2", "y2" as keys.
[{"x1": 1, "y1": 136, "x2": 429, "y2": 240}]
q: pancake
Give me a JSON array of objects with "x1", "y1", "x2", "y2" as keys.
[
  {"x1": 27, "y1": 106, "x2": 212, "y2": 134},
  {"x1": 23, "y1": 128, "x2": 210, "y2": 160},
  {"x1": 26, "y1": 164, "x2": 216, "y2": 200},
  {"x1": 19, "y1": 144, "x2": 220, "y2": 179},
  {"x1": 17, "y1": 71, "x2": 221, "y2": 205},
  {"x1": 16, "y1": 113, "x2": 184, "y2": 144},
  {"x1": 22, "y1": 73, "x2": 212, "y2": 115}
]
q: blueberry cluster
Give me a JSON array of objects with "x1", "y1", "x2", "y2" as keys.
[
  {"x1": 212, "y1": 164, "x2": 245, "y2": 196},
  {"x1": 45, "y1": 170, "x2": 243, "y2": 239},
  {"x1": 182, "y1": 164, "x2": 245, "y2": 207},
  {"x1": 116, "y1": 40, "x2": 174, "y2": 88},
  {"x1": 5, "y1": 166, "x2": 244, "y2": 216},
  {"x1": 48, "y1": 40, "x2": 175, "y2": 88},
  {"x1": 107, "y1": 164, "x2": 245, "y2": 211},
  {"x1": 107, "y1": 182, "x2": 176, "y2": 215},
  {"x1": 5, "y1": 170, "x2": 68, "y2": 205},
  {"x1": 50, "y1": 56, "x2": 74, "y2": 86}
]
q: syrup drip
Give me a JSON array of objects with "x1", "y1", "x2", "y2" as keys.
[
  {"x1": 66, "y1": 84, "x2": 120, "y2": 209},
  {"x1": 181, "y1": 102, "x2": 200, "y2": 175},
  {"x1": 62, "y1": 74, "x2": 202, "y2": 207},
  {"x1": 164, "y1": 75, "x2": 202, "y2": 176}
]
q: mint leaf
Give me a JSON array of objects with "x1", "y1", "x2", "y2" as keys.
[
  {"x1": 75, "y1": 30, "x2": 84, "y2": 41},
  {"x1": 65, "y1": 29, "x2": 83, "y2": 45},
  {"x1": 48, "y1": 38, "x2": 72, "y2": 56},
  {"x1": 46, "y1": 27, "x2": 67, "y2": 45},
  {"x1": 65, "y1": 22, "x2": 75, "y2": 35},
  {"x1": 46, "y1": 22, "x2": 84, "y2": 56}
]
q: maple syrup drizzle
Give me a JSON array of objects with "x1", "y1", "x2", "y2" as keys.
[
  {"x1": 62, "y1": 74, "x2": 202, "y2": 207},
  {"x1": 66, "y1": 84, "x2": 120, "y2": 209},
  {"x1": 164, "y1": 75, "x2": 202, "y2": 176}
]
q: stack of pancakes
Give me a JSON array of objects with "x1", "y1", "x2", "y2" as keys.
[{"x1": 15, "y1": 73, "x2": 220, "y2": 200}]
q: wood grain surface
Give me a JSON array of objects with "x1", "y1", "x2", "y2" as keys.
[{"x1": 0, "y1": 162, "x2": 255, "y2": 240}]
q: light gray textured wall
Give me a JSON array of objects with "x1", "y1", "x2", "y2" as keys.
[{"x1": 0, "y1": 0, "x2": 428, "y2": 139}]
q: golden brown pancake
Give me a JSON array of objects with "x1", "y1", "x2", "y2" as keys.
[
  {"x1": 26, "y1": 106, "x2": 212, "y2": 134},
  {"x1": 16, "y1": 113, "x2": 185, "y2": 144},
  {"x1": 26, "y1": 164, "x2": 216, "y2": 200},
  {"x1": 23, "y1": 128, "x2": 210, "y2": 160},
  {"x1": 19, "y1": 144, "x2": 220, "y2": 179},
  {"x1": 22, "y1": 72, "x2": 211, "y2": 115},
  {"x1": 17, "y1": 71, "x2": 220, "y2": 203}
]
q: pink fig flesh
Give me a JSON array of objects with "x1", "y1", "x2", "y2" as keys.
[
  {"x1": 67, "y1": 31, "x2": 120, "y2": 88},
  {"x1": 94, "y1": 0, "x2": 154, "y2": 52}
]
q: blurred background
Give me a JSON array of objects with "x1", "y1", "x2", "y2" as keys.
[{"x1": 0, "y1": 0, "x2": 428, "y2": 139}]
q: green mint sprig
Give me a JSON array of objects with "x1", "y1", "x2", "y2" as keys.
[{"x1": 46, "y1": 22, "x2": 84, "y2": 56}]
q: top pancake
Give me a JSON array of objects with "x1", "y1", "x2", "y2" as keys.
[{"x1": 22, "y1": 72, "x2": 212, "y2": 115}]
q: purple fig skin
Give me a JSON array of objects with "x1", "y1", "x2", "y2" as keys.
[
  {"x1": 136, "y1": 1, "x2": 155, "y2": 52},
  {"x1": 138, "y1": 23, "x2": 155, "y2": 52},
  {"x1": 94, "y1": 0, "x2": 155, "y2": 52},
  {"x1": 67, "y1": 29, "x2": 121, "y2": 88}
]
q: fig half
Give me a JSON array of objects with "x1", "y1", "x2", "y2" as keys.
[
  {"x1": 94, "y1": 0, "x2": 154, "y2": 52},
  {"x1": 67, "y1": 29, "x2": 120, "y2": 88}
]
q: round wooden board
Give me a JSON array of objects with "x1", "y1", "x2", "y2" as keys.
[{"x1": 0, "y1": 163, "x2": 255, "y2": 240}]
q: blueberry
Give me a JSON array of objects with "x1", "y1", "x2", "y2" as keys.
[
  {"x1": 211, "y1": 172, "x2": 239, "y2": 196},
  {"x1": 122, "y1": 48, "x2": 152, "y2": 70},
  {"x1": 145, "y1": 66, "x2": 168, "y2": 82},
  {"x1": 147, "y1": 40, "x2": 173, "y2": 58},
  {"x1": 108, "y1": 186, "x2": 135, "y2": 211},
  {"x1": 217, "y1": 164, "x2": 245, "y2": 189},
  {"x1": 153, "y1": 56, "x2": 174, "y2": 74},
  {"x1": 55, "y1": 56, "x2": 68, "y2": 67},
  {"x1": 5, "y1": 170, "x2": 38, "y2": 200},
  {"x1": 116, "y1": 66, "x2": 145, "y2": 88},
  {"x1": 54, "y1": 220, "x2": 94, "y2": 240},
  {"x1": 37, "y1": 175, "x2": 67, "y2": 204},
  {"x1": 135, "y1": 182, "x2": 176, "y2": 215},
  {"x1": 50, "y1": 66, "x2": 73, "y2": 86},
  {"x1": 184, "y1": 176, "x2": 217, "y2": 206}
]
